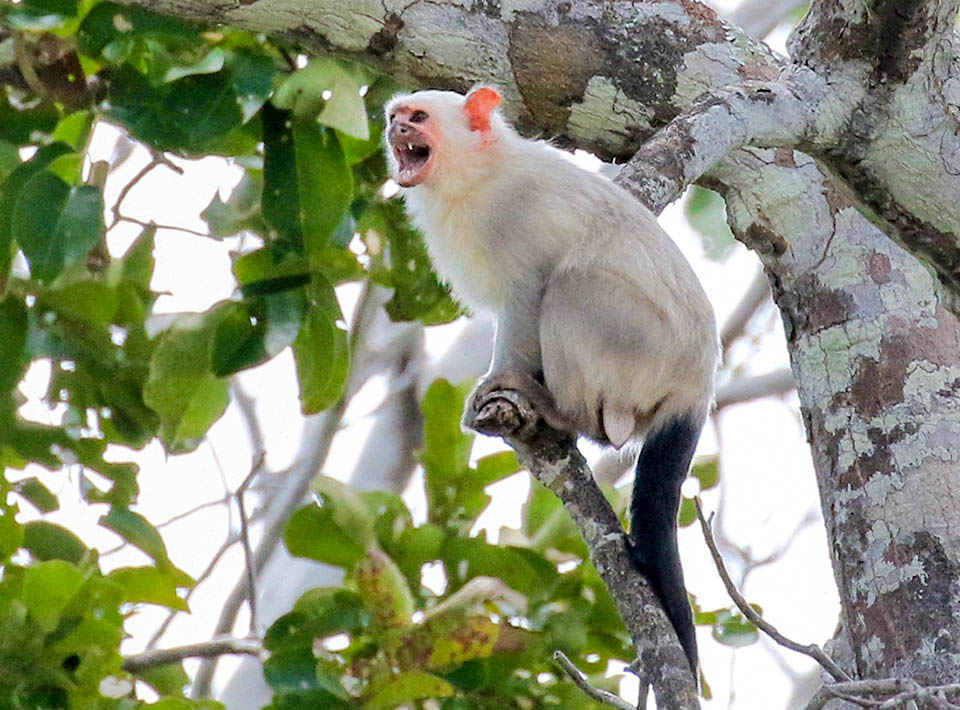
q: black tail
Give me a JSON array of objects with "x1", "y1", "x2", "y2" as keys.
[{"x1": 628, "y1": 414, "x2": 702, "y2": 676}]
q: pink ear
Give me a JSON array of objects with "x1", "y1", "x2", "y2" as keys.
[{"x1": 464, "y1": 87, "x2": 502, "y2": 132}]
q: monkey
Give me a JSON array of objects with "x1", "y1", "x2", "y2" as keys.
[{"x1": 383, "y1": 85, "x2": 718, "y2": 675}]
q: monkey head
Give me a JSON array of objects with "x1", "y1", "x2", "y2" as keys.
[{"x1": 384, "y1": 86, "x2": 503, "y2": 189}]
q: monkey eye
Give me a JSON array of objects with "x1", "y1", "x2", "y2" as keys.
[
  {"x1": 389, "y1": 113, "x2": 396, "y2": 123},
  {"x1": 409, "y1": 110, "x2": 428, "y2": 123}
]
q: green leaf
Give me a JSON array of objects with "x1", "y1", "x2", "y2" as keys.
[
  {"x1": 690, "y1": 456, "x2": 719, "y2": 490},
  {"x1": 352, "y1": 547, "x2": 415, "y2": 629},
  {"x1": 311, "y1": 476, "x2": 377, "y2": 549},
  {"x1": 292, "y1": 278, "x2": 349, "y2": 415},
  {"x1": 0, "y1": 142, "x2": 73, "y2": 271},
  {"x1": 14, "y1": 477, "x2": 59, "y2": 513},
  {"x1": 13, "y1": 174, "x2": 103, "y2": 283},
  {"x1": 202, "y1": 171, "x2": 268, "y2": 238},
  {"x1": 118, "y1": 222, "x2": 156, "y2": 290},
  {"x1": 292, "y1": 121, "x2": 353, "y2": 260},
  {"x1": 361, "y1": 201, "x2": 461, "y2": 325},
  {"x1": 78, "y1": 2, "x2": 199, "y2": 56},
  {"x1": 263, "y1": 648, "x2": 350, "y2": 706},
  {"x1": 273, "y1": 59, "x2": 371, "y2": 139},
  {"x1": 261, "y1": 102, "x2": 303, "y2": 247},
  {"x1": 677, "y1": 497, "x2": 697, "y2": 527},
  {"x1": 22, "y1": 560, "x2": 85, "y2": 633},
  {"x1": 265, "y1": 588, "x2": 368, "y2": 653},
  {"x1": 0, "y1": 94, "x2": 59, "y2": 145},
  {"x1": 162, "y1": 47, "x2": 225, "y2": 83},
  {"x1": 284, "y1": 504, "x2": 366, "y2": 569},
  {"x1": 99, "y1": 507, "x2": 191, "y2": 586},
  {"x1": 39, "y1": 281, "x2": 119, "y2": 324},
  {"x1": 138, "y1": 663, "x2": 189, "y2": 696},
  {"x1": 109, "y1": 566, "x2": 190, "y2": 610},
  {"x1": 0, "y1": 296, "x2": 29, "y2": 392},
  {"x1": 711, "y1": 610, "x2": 759, "y2": 647},
  {"x1": 143, "y1": 315, "x2": 229, "y2": 451},
  {"x1": 232, "y1": 247, "x2": 310, "y2": 297},
  {"x1": 365, "y1": 672, "x2": 455, "y2": 710},
  {"x1": 22, "y1": 521, "x2": 87, "y2": 563}
]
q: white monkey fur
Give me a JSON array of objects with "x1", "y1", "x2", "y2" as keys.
[{"x1": 384, "y1": 89, "x2": 718, "y2": 448}]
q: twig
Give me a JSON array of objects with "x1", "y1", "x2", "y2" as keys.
[
  {"x1": 114, "y1": 215, "x2": 216, "y2": 239},
  {"x1": 123, "y1": 636, "x2": 262, "y2": 674},
  {"x1": 109, "y1": 159, "x2": 165, "y2": 229},
  {"x1": 694, "y1": 498, "x2": 852, "y2": 682},
  {"x1": 236, "y1": 453, "x2": 266, "y2": 634},
  {"x1": 146, "y1": 530, "x2": 242, "y2": 649},
  {"x1": 554, "y1": 650, "x2": 636, "y2": 710}
]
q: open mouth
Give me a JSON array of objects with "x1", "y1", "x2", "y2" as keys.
[{"x1": 392, "y1": 133, "x2": 432, "y2": 187}]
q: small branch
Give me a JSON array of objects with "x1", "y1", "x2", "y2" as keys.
[
  {"x1": 714, "y1": 368, "x2": 795, "y2": 409},
  {"x1": 720, "y1": 267, "x2": 771, "y2": 352},
  {"x1": 109, "y1": 159, "x2": 164, "y2": 229},
  {"x1": 147, "y1": 531, "x2": 241, "y2": 649},
  {"x1": 617, "y1": 72, "x2": 837, "y2": 214},
  {"x1": 465, "y1": 390, "x2": 699, "y2": 709},
  {"x1": 554, "y1": 650, "x2": 637, "y2": 710},
  {"x1": 803, "y1": 679, "x2": 960, "y2": 710},
  {"x1": 123, "y1": 636, "x2": 262, "y2": 674},
  {"x1": 236, "y1": 453, "x2": 266, "y2": 634},
  {"x1": 114, "y1": 215, "x2": 216, "y2": 239},
  {"x1": 694, "y1": 499, "x2": 851, "y2": 682}
]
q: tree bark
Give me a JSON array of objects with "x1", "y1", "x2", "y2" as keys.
[{"x1": 115, "y1": 0, "x2": 960, "y2": 692}]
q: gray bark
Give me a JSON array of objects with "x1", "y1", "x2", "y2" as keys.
[{"x1": 115, "y1": 0, "x2": 960, "y2": 696}]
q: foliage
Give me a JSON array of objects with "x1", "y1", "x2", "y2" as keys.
[{"x1": 0, "y1": 1, "x2": 754, "y2": 707}]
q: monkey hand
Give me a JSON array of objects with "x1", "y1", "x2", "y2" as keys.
[{"x1": 464, "y1": 369, "x2": 572, "y2": 437}]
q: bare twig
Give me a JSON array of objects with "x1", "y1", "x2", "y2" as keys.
[
  {"x1": 109, "y1": 159, "x2": 165, "y2": 229},
  {"x1": 123, "y1": 636, "x2": 262, "y2": 674},
  {"x1": 236, "y1": 453, "x2": 266, "y2": 634},
  {"x1": 694, "y1": 498, "x2": 852, "y2": 682},
  {"x1": 147, "y1": 531, "x2": 242, "y2": 649},
  {"x1": 114, "y1": 215, "x2": 216, "y2": 239},
  {"x1": 554, "y1": 650, "x2": 637, "y2": 710}
]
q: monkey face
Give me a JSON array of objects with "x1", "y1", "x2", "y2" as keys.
[{"x1": 387, "y1": 118, "x2": 433, "y2": 187}]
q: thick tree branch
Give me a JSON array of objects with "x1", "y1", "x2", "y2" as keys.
[
  {"x1": 618, "y1": 71, "x2": 844, "y2": 213},
  {"x1": 465, "y1": 391, "x2": 699, "y2": 710}
]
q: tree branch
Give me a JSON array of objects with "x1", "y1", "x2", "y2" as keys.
[
  {"x1": 714, "y1": 369, "x2": 795, "y2": 409},
  {"x1": 554, "y1": 650, "x2": 637, "y2": 710},
  {"x1": 694, "y1": 499, "x2": 851, "y2": 682},
  {"x1": 123, "y1": 637, "x2": 262, "y2": 674},
  {"x1": 465, "y1": 390, "x2": 699, "y2": 709},
  {"x1": 617, "y1": 72, "x2": 842, "y2": 213}
]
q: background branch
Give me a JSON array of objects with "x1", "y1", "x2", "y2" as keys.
[{"x1": 123, "y1": 637, "x2": 262, "y2": 674}]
